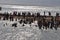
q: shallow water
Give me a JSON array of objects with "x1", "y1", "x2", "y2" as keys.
[{"x1": 0, "y1": 21, "x2": 60, "y2": 40}]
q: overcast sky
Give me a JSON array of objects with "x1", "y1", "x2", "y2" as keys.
[{"x1": 0, "y1": 0, "x2": 60, "y2": 7}]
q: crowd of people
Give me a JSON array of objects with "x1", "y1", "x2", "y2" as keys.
[{"x1": 0, "y1": 11, "x2": 60, "y2": 30}]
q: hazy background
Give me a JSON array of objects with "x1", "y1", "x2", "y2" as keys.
[{"x1": 0, "y1": 0, "x2": 60, "y2": 7}]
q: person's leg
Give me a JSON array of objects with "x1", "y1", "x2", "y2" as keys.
[{"x1": 54, "y1": 26, "x2": 57, "y2": 30}]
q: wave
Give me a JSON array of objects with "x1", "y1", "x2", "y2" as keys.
[
  {"x1": 0, "y1": 4, "x2": 60, "y2": 11},
  {"x1": 0, "y1": 4, "x2": 60, "y2": 16}
]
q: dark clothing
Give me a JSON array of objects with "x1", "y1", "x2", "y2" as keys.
[{"x1": 38, "y1": 21, "x2": 42, "y2": 29}]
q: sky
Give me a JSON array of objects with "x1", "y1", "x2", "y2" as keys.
[{"x1": 0, "y1": 0, "x2": 60, "y2": 7}]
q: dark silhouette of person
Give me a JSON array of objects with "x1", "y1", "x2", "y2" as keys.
[
  {"x1": 50, "y1": 17, "x2": 54, "y2": 29},
  {"x1": 38, "y1": 20, "x2": 42, "y2": 29}
]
